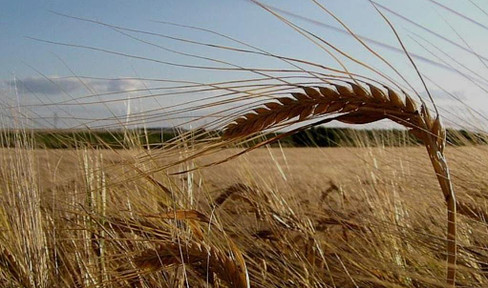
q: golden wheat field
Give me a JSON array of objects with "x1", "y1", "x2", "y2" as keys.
[
  {"x1": 3, "y1": 1, "x2": 488, "y2": 287},
  {"x1": 1, "y1": 144, "x2": 487, "y2": 287}
]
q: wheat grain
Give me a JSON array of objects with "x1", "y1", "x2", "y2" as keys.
[{"x1": 223, "y1": 82, "x2": 423, "y2": 139}]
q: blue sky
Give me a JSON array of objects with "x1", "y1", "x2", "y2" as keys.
[{"x1": 2, "y1": 0, "x2": 488, "y2": 129}]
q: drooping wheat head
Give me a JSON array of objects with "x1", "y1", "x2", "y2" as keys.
[{"x1": 222, "y1": 81, "x2": 457, "y2": 286}]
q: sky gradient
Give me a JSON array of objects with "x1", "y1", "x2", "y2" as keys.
[{"x1": 2, "y1": 0, "x2": 488, "y2": 130}]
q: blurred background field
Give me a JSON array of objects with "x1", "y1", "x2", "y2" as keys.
[{"x1": 0, "y1": 131, "x2": 487, "y2": 287}]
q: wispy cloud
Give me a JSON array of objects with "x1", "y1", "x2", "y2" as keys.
[{"x1": 5, "y1": 76, "x2": 146, "y2": 95}]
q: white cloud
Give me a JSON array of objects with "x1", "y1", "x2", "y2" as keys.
[{"x1": 5, "y1": 76, "x2": 146, "y2": 96}]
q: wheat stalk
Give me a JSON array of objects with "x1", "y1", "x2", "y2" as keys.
[{"x1": 223, "y1": 81, "x2": 457, "y2": 286}]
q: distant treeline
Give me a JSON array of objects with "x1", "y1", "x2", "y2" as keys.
[
  {"x1": 0, "y1": 128, "x2": 179, "y2": 149},
  {"x1": 282, "y1": 127, "x2": 488, "y2": 147},
  {"x1": 0, "y1": 127, "x2": 486, "y2": 149}
]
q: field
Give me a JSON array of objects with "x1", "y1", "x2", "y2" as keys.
[
  {"x1": 1, "y1": 143, "x2": 487, "y2": 287},
  {"x1": 3, "y1": 1, "x2": 488, "y2": 287}
]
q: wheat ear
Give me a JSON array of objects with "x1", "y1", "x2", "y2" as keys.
[
  {"x1": 223, "y1": 81, "x2": 457, "y2": 286},
  {"x1": 135, "y1": 241, "x2": 249, "y2": 288}
]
